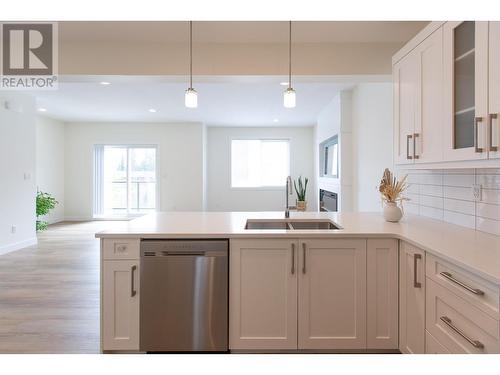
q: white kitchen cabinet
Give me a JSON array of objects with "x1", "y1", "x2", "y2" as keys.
[
  {"x1": 443, "y1": 21, "x2": 489, "y2": 161},
  {"x1": 298, "y1": 239, "x2": 367, "y2": 349},
  {"x1": 399, "y1": 241, "x2": 426, "y2": 354},
  {"x1": 488, "y1": 22, "x2": 500, "y2": 159},
  {"x1": 394, "y1": 50, "x2": 419, "y2": 165},
  {"x1": 394, "y1": 26, "x2": 444, "y2": 165},
  {"x1": 229, "y1": 239, "x2": 298, "y2": 350},
  {"x1": 102, "y1": 259, "x2": 140, "y2": 351},
  {"x1": 414, "y1": 27, "x2": 444, "y2": 163},
  {"x1": 366, "y1": 239, "x2": 399, "y2": 349}
]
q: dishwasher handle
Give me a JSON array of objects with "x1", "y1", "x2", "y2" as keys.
[{"x1": 161, "y1": 251, "x2": 206, "y2": 256}]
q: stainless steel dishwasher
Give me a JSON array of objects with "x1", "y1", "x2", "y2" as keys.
[{"x1": 140, "y1": 239, "x2": 228, "y2": 352}]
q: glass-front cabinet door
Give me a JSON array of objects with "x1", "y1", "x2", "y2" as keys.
[{"x1": 443, "y1": 21, "x2": 489, "y2": 161}]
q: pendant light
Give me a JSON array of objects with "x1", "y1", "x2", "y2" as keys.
[
  {"x1": 283, "y1": 21, "x2": 296, "y2": 108},
  {"x1": 185, "y1": 21, "x2": 198, "y2": 108}
]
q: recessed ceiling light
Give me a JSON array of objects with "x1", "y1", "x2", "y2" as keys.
[
  {"x1": 99, "y1": 81, "x2": 111, "y2": 85},
  {"x1": 280, "y1": 82, "x2": 289, "y2": 86},
  {"x1": 148, "y1": 108, "x2": 157, "y2": 113},
  {"x1": 273, "y1": 118, "x2": 279, "y2": 123},
  {"x1": 38, "y1": 108, "x2": 47, "y2": 112}
]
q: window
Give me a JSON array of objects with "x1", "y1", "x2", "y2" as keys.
[
  {"x1": 231, "y1": 139, "x2": 290, "y2": 188},
  {"x1": 94, "y1": 145, "x2": 157, "y2": 217},
  {"x1": 320, "y1": 135, "x2": 338, "y2": 178}
]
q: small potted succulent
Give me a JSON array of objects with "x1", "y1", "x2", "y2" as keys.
[
  {"x1": 294, "y1": 176, "x2": 309, "y2": 212},
  {"x1": 378, "y1": 168, "x2": 408, "y2": 222}
]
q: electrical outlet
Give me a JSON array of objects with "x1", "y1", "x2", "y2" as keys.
[
  {"x1": 472, "y1": 184, "x2": 482, "y2": 202},
  {"x1": 11, "y1": 225, "x2": 17, "y2": 234}
]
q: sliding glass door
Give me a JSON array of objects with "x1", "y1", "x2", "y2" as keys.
[{"x1": 94, "y1": 145, "x2": 158, "y2": 217}]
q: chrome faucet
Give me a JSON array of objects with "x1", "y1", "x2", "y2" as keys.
[{"x1": 285, "y1": 176, "x2": 293, "y2": 218}]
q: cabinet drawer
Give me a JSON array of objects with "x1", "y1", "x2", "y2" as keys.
[
  {"x1": 102, "y1": 239, "x2": 140, "y2": 260},
  {"x1": 426, "y1": 278, "x2": 500, "y2": 353},
  {"x1": 425, "y1": 330, "x2": 450, "y2": 354},
  {"x1": 426, "y1": 254, "x2": 500, "y2": 318}
]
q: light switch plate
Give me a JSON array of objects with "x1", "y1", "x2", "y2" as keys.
[{"x1": 472, "y1": 184, "x2": 482, "y2": 201}]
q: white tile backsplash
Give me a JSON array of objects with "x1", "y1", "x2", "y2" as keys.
[{"x1": 397, "y1": 168, "x2": 500, "y2": 237}]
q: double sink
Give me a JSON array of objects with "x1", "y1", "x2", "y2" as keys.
[{"x1": 245, "y1": 219, "x2": 341, "y2": 230}]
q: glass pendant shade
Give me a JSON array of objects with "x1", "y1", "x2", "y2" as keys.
[
  {"x1": 185, "y1": 88, "x2": 198, "y2": 108},
  {"x1": 283, "y1": 87, "x2": 296, "y2": 108}
]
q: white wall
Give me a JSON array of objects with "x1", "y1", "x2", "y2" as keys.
[
  {"x1": 0, "y1": 94, "x2": 37, "y2": 254},
  {"x1": 351, "y1": 83, "x2": 393, "y2": 211},
  {"x1": 315, "y1": 91, "x2": 353, "y2": 212},
  {"x1": 36, "y1": 116, "x2": 65, "y2": 224},
  {"x1": 64, "y1": 122, "x2": 205, "y2": 220},
  {"x1": 207, "y1": 126, "x2": 315, "y2": 212}
]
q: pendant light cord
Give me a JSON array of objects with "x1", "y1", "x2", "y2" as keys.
[
  {"x1": 189, "y1": 20, "x2": 193, "y2": 90},
  {"x1": 288, "y1": 20, "x2": 292, "y2": 89}
]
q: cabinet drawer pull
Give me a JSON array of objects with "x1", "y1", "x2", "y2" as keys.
[
  {"x1": 131, "y1": 265, "x2": 137, "y2": 297},
  {"x1": 439, "y1": 271, "x2": 484, "y2": 295},
  {"x1": 406, "y1": 134, "x2": 413, "y2": 160},
  {"x1": 440, "y1": 316, "x2": 484, "y2": 349},
  {"x1": 413, "y1": 133, "x2": 419, "y2": 159},
  {"x1": 413, "y1": 253, "x2": 422, "y2": 288},
  {"x1": 291, "y1": 243, "x2": 295, "y2": 275},
  {"x1": 475, "y1": 117, "x2": 484, "y2": 153},
  {"x1": 302, "y1": 243, "x2": 306, "y2": 274},
  {"x1": 489, "y1": 113, "x2": 498, "y2": 152}
]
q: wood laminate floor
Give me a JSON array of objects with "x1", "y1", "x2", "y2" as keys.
[{"x1": 0, "y1": 221, "x2": 128, "y2": 353}]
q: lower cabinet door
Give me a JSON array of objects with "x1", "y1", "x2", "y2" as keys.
[
  {"x1": 102, "y1": 260, "x2": 140, "y2": 351},
  {"x1": 298, "y1": 239, "x2": 367, "y2": 349},
  {"x1": 367, "y1": 239, "x2": 399, "y2": 349},
  {"x1": 229, "y1": 239, "x2": 298, "y2": 350},
  {"x1": 399, "y1": 242, "x2": 426, "y2": 354}
]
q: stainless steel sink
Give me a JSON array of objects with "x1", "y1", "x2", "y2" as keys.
[
  {"x1": 245, "y1": 220, "x2": 341, "y2": 230},
  {"x1": 245, "y1": 221, "x2": 292, "y2": 230},
  {"x1": 289, "y1": 221, "x2": 340, "y2": 230}
]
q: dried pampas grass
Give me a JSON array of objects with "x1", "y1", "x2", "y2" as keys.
[{"x1": 379, "y1": 168, "x2": 409, "y2": 204}]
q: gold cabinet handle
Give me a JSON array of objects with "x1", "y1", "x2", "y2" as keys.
[
  {"x1": 291, "y1": 243, "x2": 295, "y2": 275},
  {"x1": 406, "y1": 134, "x2": 413, "y2": 160},
  {"x1": 489, "y1": 113, "x2": 498, "y2": 152},
  {"x1": 413, "y1": 133, "x2": 419, "y2": 159},
  {"x1": 440, "y1": 271, "x2": 484, "y2": 295},
  {"x1": 475, "y1": 117, "x2": 484, "y2": 153},
  {"x1": 302, "y1": 243, "x2": 306, "y2": 274},
  {"x1": 413, "y1": 253, "x2": 422, "y2": 288},
  {"x1": 131, "y1": 265, "x2": 137, "y2": 297},
  {"x1": 440, "y1": 316, "x2": 484, "y2": 349}
]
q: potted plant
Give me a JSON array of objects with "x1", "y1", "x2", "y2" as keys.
[
  {"x1": 378, "y1": 168, "x2": 408, "y2": 222},
  {"x1": 294, "y1": 176, "x2": 309, "y2": 212},
  {"x1": 36, "y1": 191, "x2": 58, "y2": 231}
]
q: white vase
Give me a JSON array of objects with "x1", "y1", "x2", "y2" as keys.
[{"x1": 383, "y1": 201, "x2": 403, "y2": 222}]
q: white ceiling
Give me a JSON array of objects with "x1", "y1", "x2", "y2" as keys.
[
  {"x1": 34, "y1": 77, "x2": 367, "y2": 126},
  {"x1": 60, "y1": 21, "x2": 428, "y2": 44}
]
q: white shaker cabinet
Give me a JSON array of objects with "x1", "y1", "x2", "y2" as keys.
[
  {"x1": 298, "y1": 239, "x2": 367, "y2": 349},
  {"x1": 102, "y1": 259, "x2": 140, "y2": 351},
  {"x1": 443, "y1": 21, "x2": 489, "y2": 161},
  {"x1": 394, "y1": 50, "x2": 419, "y2": 165},
  {"x1": 394, "y1": 26, "x2": 444, "y2": 165},
  {"x1": 229, "y1": 239, "x2": 298, "y2": 350},
  {"x1": 399, "y1": 241, "x2": 426, "y2": 354},
  {"x1": 366, "y1": 239, "x2": 399, "y2": 349},
  {"x1": 488, "y1": 21, "x2": 500, "y2": 159}
]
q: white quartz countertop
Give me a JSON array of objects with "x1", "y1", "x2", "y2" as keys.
[{"x1": 96, "y1": 211, "x2": 500, "y2": 284}]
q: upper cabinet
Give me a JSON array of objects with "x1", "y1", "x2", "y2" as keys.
[
  {"x1": 394, "y1": 21, "x2": 500, "y2": 166},
  {"x1": 488, "y1": 22, "x2": 500, "y2": 159},
  {"x1": 394, "y1": 26, "x2": 443, "y2": 165},
  {"x1": 443, "y1": 21, "x2": 488, "y2": 161}
]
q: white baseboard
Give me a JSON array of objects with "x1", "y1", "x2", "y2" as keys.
[
  {"x1": 62, "y1": 216, "x2": 93, "y2": 222},
  {"x1": 0, "y1": 237, "x2": 38, "y2": 256}
]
